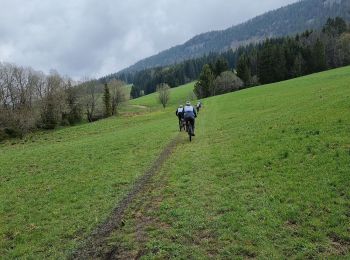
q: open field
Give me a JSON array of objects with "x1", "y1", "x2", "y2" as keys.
[
  {"x1": 119, "y1": 82, "x2": 196, "y2": 115},
  {"x1": 0, "y1": 111, "x2": 178, "y2": 258},
  {"x1": 129, "y1": 82, "x2": 196, "y2": 110},
  {"x1": 107, "y1": 67, "x2": 350, "y2": 258},
  {"x1": 0, "y1": 67, "x2": 349, "y2": 258}
]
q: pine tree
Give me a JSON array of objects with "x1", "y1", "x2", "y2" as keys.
[
  {"x1": 236, "y1": 55, "x2": 251, "y2": 86},
  {"x1": 130, "y1": 85, "x2": 139, "y2": 99},
  {"x1": 194, "y1": 64, "x2": 215, "y2": 98},
  {"x1": 213, "y1": 57, "x2": 229, "y2": 77},
  {"x1": 323, "y1": 17, "x2": 347, "y2": 37},
  {"x1": 312, "y1": 39, "x2": 327, "y2": 72},
  {"x1": 272, "y1": 44, "x2": 287, "y2": 82},
  {"x1": 291, "y1": 53, "x2": 304, "y2": 78},
  {"x1": 103, "y1": 83, "x2": 112, "y2": 117},
  {"x1": 258, "y1": 41, "x2": 274, "y2": 84}
]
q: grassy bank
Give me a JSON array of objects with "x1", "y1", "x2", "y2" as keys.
[{"x1": 108, "y1": 66, "x2": 350, "y2": 258}]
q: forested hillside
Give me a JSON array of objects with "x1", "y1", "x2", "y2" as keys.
[
  {"x1": 106, "y1": 17, "x2": 350, "y2": 97},
  {"x1": 119, "y1": 0, "x2": 350, "y2": 74}
]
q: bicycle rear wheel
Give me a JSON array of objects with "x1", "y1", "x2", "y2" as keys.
[{"x1": 188, "y1": 124, "x2": 192, "y2": 142}]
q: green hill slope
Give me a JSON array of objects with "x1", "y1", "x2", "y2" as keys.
[
  {"x1": 131, "y1": 82, "x2": 196, "y2": 109},
  {"x1": 0, "y1": 113, "x2": 178, "y2": 257},
  {"x1": 1, "y1": 67, "x2": 349, "y2": 258},
  {"x1": 120, "y1": 82, "x2": 196, "y2": 114},
  {"x1": 109, "y1": 66, "x2": 350, "y2": 258}
]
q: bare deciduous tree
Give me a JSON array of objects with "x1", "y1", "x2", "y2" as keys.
[
  {"x1": 109, "y1": 79, "x2": 128, "y2": 115},
  {"x1": 157, "y1": 83, "x2": 171, "y2": 108},
  {"x1": 0, "y1": 62, "x2": 82, "y2": 139},
  {"x1": 82, "y1": 80, "x2": 100, "y2": 122}
]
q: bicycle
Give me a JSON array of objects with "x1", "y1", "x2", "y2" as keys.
[
  {"x1": 186, "y1": 121, "x2": 194, "y2": 142},
  {"x1": 179, "y1": 118, "x2": 186, "y2": 132}
]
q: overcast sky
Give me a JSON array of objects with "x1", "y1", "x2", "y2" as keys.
[{"x1": 0, "y1": 0, "x2": 298, "y2": 79}]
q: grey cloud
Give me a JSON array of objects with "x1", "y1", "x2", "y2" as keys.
[{"x1": 0, "y1": 0, "x2": 297, "y2": 79}]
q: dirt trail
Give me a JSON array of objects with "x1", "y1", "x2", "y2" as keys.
[
  {"x1": 71, "y1": 134, "x2": 180, "y2": 259},
  {"x1": 130, "y1": 105, "x2": 148, "y2": 109}
]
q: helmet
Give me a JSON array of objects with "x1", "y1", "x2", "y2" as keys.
[
  {"x1": 186, "y1": 101, "x2": 191, "y2": 106},
  {"x1": 179, "y1": 105, "x2": 183, "y2": 108}
]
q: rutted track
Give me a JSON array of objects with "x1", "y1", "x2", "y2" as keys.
[{"x1": 71, "y1": 134, "x2": 180, "y2": 259}]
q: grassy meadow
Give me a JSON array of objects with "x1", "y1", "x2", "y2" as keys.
[
  {"x1": 0, "y1": 111, "x2": 178, "y2": 257},
  {"x1": 108, "y1": 67, "x2": 350, "y2": 258},
  {"x1": 0, "y1": 67, "x2": 349, "y2": 258},
  {"x1": 130, "y1": 82, "x2": 196, "y2": 109}
]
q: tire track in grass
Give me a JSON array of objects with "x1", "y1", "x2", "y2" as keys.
[
  {"x1": 71, "y1": 134, "x2": 181, "y2": 259},
  {"x1": 105, "y1": 111, "x2": 209, "y2": 259}
]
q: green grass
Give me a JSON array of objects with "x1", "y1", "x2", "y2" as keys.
[
  {"x1": 0, "y1": 111, "x2": 178, "y2": 258},
  {"x1": 123, "y1": 84, "x2": 133, "y2": 98},
  {"x1": 108, "y1": 66, "x2": 350, "y2": 258},
  {"x1": 118, "y1": 82, "x2": 195, "y2": 116},
  {"x1": 1, "y1": 67, "x2": 350, "y2": 258},
  {"x1": 129, "y1": 82, "x2": 196, "y2": 110}
]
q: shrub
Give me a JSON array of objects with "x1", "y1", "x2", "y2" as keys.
[{"x1": 213, "y1": 71, "x2": 244, "y2": 95}]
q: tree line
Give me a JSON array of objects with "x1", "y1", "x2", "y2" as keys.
[
  {"x1": 195, "y1": 18, "x2": 350, "y2": 98},
  {"x1": 116, "y1": 0, "x2": 350, "y2": 74},
  {"x1": 104, "y1": 50, "x2": 237, "y2": 98},
  {"x1": 235, "y1": 17, "x2": 350, "y2": 86},
  {"x1": 2, "y1": 18, "x2": 348, "y2": 141},
  {"x1": 115, "y1": 17, "x2": 350, "y2": 99},
  {"x1": 0, "y1": 64, "x2": 127, "y2": 141}
]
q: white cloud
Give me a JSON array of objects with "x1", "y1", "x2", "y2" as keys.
[{"x1": 0, "y1": 0, "x2": 297, "y2": 79}]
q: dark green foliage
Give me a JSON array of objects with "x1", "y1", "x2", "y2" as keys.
[
  {"x1": 323, "y1": 17, "x2": 348, "y2": 37},
  {"x1": 312, "y1": 39, "x2": 327, "y2": 72},
  {"x1": 103, "y1": 83, "x2": 112, "y2": 117},
  {"x1": 236, "y1": 55, "x2": 251, "y2": 86},
  {"x1": 258, "y1": 41, "x2": 274, "y2": 84},
  {"x1": 291, "y1": 53, "x2": 305, "y2": 78},
  {"x1": 236, "y1": 18, "x2": 349, "y2": 86},
  {"x1": 130, "y1": 85, "x2": 141, "y2": 99},
  {"x1": 212, "y1": 57, "x2": 229, "y2": 77},
  {"x1": 258, "y1": 41, "x2": 287, "y2": 84},
  {"x1": 0, "y1": 129, "x2": 6, "y2": 142},
  {"x1": 3, "y1": 128, "x2": 21, "y2": 139},
  {"x1": 194, "y1": 64, "x2": 215, "y2": 98}
]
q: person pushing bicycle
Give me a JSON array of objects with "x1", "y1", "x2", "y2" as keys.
[{"x1": 184, "y1": 101, "x2": 197, "y2": 136}]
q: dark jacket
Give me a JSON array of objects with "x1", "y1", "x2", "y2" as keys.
[{"x1": 184, "y1": 105, "x2": 197, "y2": 118}]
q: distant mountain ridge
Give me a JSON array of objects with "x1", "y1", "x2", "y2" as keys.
[{"x1": 119, "y1": 0, "x2": 350, "y2": 74}]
